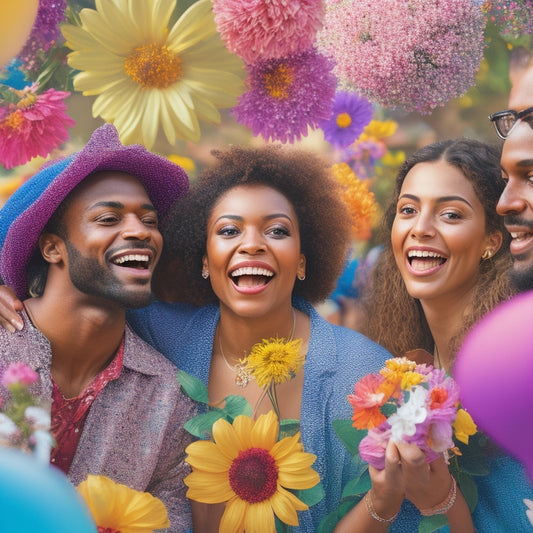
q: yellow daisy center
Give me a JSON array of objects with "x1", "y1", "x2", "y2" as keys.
[
  {"x1": 336, "y1": 112, "x2": 352, "y2": 128},
  {"x1": 264, "y1": 64, "x2": 293, "y2": 100},
  {"x1": 2, "y1": 109, "x2": 24, "y2": 130},
  {"x1": 124, "y1": 43, "x2": 182, "y2": 89},
  {"x1": 228, "y1": 447, "x2": 278, "y2": 503}
]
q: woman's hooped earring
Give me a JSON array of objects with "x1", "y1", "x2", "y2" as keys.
[
  {"x1": 297, "y1": 273, "x2": 306, "y2": 281},
  {"x1": 202, "y1": 268, "x2": 209, "y2": 279},
  {"x1": 481, "y1": 249, "x2": 493, "y2": 261}
]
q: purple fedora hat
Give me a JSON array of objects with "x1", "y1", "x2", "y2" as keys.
[{"x1": 0, "y1": 123, "x2": 189, "y2": 299}]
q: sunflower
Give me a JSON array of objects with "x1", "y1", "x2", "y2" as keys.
[
  {"x1": 77, "y1": 475, "x2": 170, "y2": 533},
  {"x1": 184, "y1": 411, "x2": 320, "y2": 532},
  {"x1": 61, "y1": 0, "x2": 245, "y2": 149}
]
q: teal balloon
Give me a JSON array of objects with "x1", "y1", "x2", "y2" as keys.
[{"x1": 0, "y1": 448, "x2": 97, "y2": 532}]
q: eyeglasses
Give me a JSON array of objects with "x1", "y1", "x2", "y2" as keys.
[{"x1": 488, "y1": 106, "x2": 533, "y2": 139}]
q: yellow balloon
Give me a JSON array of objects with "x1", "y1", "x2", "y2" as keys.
[{"x1": 0, "y1": 0, "x2": 40, "y2": 69}]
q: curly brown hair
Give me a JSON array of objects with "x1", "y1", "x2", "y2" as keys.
[
  {"x1": 361, "y1": 138, "x2": 514, "y2": 360},
  {"x1": 154, "y1": 144, "x2": 352, "y2": 306}
]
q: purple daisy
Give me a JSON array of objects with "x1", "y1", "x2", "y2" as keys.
[
  {"x1": 321, "y1": 91, "x2": 373, "y2": 148},
  {"x1": 233, "y1": 48, "x2": 336, "y2": 144}
]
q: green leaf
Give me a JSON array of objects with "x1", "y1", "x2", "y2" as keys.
[
  {"x1": 279, "y1": 418, "x2": 300, "y2": 438},
  {"x1": 341, "y1": 467, "x2": 371, "y2": 498},
  {"x1": 381, "y1": 402, "x2": 397, "y2": 417},
  {"x1": 293, "y1": 482, "x2": 325, "y2": 507},
  {"x1": 183, "y1": 410, "x2": 224, "y2": 439},
  {"x1": 332, "y1": 419, "x2": 367, "y2": 456},
  {"x1": 418, "y1": 514, "x2": 449, "y2": 533},
  {"x1": 274, "y1": 515, "x2": 289, "y2": 533},
  {"x1": 221, "y1": 394, "x2": 252, "y2": 419},
  {"x1": 177, "y1": 370, "x2": 209, "y2": 404},
  {"x1": 457, "y1": 471, "x2": 479, "y2": 513}
]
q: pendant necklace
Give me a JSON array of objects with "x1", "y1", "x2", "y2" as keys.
[{"x1": 219, "y1": 308, "x2": 296, "y2": 387}]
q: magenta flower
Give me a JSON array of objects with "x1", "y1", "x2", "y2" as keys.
[
  {"x1": 213, "y1": 0, "x2": 324, "y2": 63},
  {"x1": 359, "y1": 422, "x2": 392, "y2": 470},
  {"x1": 0, "y1": 86, "x2": 74, "y2": 169},
  {"x1": 318, "y1": 0, "x2": 486, "y2": 113},
  {"x1": 233, "y1": 48, "x2": 336, "y2": 143},
  {"x1": 321, "y1": 91, "x2": 373, "y2": 148},
  {"x1": 1, "y1": 362, "x2": 39, "y2": 388}
]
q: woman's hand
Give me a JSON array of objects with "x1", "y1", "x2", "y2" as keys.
[{"x1": 0, "y1": 285, "x2": 24, "y2": 332}]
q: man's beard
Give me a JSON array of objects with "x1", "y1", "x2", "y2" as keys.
[
  {"x1": 65, "y1": 241, "x2": 155, "y2": 309},
  {"x1": 510, "y1": 261, "x2": 533, "y2": 293}
]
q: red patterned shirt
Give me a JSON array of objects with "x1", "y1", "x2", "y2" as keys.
[{"x1": 50, "y1": 338, "x2": 124, "y2": 474}]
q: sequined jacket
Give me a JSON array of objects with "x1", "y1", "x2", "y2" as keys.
[{"x1": 0, "y1": 311, "x2": 195, "y2": 532}]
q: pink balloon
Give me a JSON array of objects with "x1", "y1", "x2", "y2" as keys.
[{"x1": 455, "y1": 290, "x2": 533, "y2": 481}]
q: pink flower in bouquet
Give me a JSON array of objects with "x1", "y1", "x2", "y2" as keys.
[
  {"x1": 1, "y1": 362, "x2": 39, "y2": 387},
  {"x1": 359, "y1": 422, "x2": 392, "y2": 470}
]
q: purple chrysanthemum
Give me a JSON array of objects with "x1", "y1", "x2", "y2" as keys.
[
  {"x1": 321, "y1": 91, "x2": 373, "y2": 148},
  {"x1": 233, "y1": 48, "x2": 336, "y2": 144},
  {"x1": 19, "y1": 0, "x2": 67, "y2": 71},
  {"x1": 318, "y1": 0, "x2": 487, "y2": 114},
  {"x1": 213, "y1": 0, "x2": 324, "y2": 63}
]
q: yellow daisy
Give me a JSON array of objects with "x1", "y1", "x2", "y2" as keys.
[
  {"x1": 245, "y1": 336, "x2": 304, "y2": 388},
  {"x1": 62, "y1": 0, "x2": 245, "y2": 148},
  {"x1": 185, "y1": 411, "x2": 320, "y2": 532},
  {"x1": 77, "y1": 475, "x2": 170, "y2": 533}
]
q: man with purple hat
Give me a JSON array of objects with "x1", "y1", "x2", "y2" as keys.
[{"x1": 0, "y1": 123, "x2": 194, "y2": 531}]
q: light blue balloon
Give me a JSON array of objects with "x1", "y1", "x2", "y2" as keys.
[{"x1": 0, "y1": 448, "x2": 97, "y2": 533}]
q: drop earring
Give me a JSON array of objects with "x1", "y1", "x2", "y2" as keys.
[{"x1": 202, "y1": 268, "x2": 209, "y2": 279}]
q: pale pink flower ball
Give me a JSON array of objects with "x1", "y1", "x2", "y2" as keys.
[
  {"x1": 213, "y1": 0, "x2": 324, "y2": 63},
  {"x1": 1, "y1": 362, "x2": 39, "y2": 387}
]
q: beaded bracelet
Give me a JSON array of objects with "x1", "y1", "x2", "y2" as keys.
[
  {"x1": 419, "y1": 476, "x2": 457, "y2": 516},
  {"x1": 365, "y1": 490, "x2": 399, "y2": 524}
]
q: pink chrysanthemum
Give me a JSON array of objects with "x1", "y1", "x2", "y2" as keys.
[
  {"x1": 321, "y1": 91, "x2": 373, "y2": 148},
  {"x1": 233, "y1": 48, "x2": 336, "y2": 143},
  {"x1": 359, "y1": 422, "x2": 392, "y2": 470},
  {"x1": 318, "y1": 0, "x2": 486, "y2": 114},
  {"x1": 19, "y1": 0, "x2": 67, "y2": 72},
  {"x1": 0, "y1": 86, "x2": 74, "y2": 169},
  {"x1": 213, "y1": 0, "x2": 324, "y2": 63}
]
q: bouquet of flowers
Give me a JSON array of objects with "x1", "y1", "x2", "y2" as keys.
[
  {"x1": 177, "y1": 336, "x2": 323, "y2": 532},
  {"x1": 319, "y1": 357, "x2": 488, "y2": 533},
  {"x1": 0, "y1": 361, "x2": 53, "y2": 462}
]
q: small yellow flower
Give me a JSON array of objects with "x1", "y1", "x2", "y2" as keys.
[
  {"x1": 184, "y1": 412, "x2": 320, "y2": 532},
  {"x1": 245, "y1": 337, "x2": 304, "y2": 388},
  {"x1": 453, "y1": 409, "x2": 477, "y2": 444},
  {"x1": 77, "y1": 475, "x2": 170, "y2": 533},
  {"x1": 401, "y1": 371, "x2": 425, "y2": 390},
  {"x1": 360, "y1": 119, "x2": 398, "y2": 141}
]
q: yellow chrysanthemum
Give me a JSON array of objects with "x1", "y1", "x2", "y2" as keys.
[
  {"x1": 62, "y1": 0, "x2": 245, "y2": 148},
  {"x1": 184, "y1": 411, "x2": 320, "y2": 532},
  {"x1": 453, "y1": 408, "x2": 477, "y2": 445},
  {"x1": 77, "y1": 475, "x2": 170, "y2": 533},
  {"x1": 360, "y1": 119, "x2": 398, "y2": 141},
  {"x1": 400, "y1": 371, "x2": 425, "y2": 390},
  {"x1": 331, "y1": 162, "x2": 378, "y2": 240},
  {"x1": 244, "y1": 337, "x2": 304, "y2": 388}
]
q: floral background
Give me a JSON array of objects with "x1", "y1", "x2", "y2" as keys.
[{"x1": 1, "y1": 0, "x2": 532, "y2": 257}]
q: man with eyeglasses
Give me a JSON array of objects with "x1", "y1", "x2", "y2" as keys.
[{"x1": 489, "y1": 66, "x2": 533, "y2": 292}]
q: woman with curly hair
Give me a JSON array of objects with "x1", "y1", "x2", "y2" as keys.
[{"x1": 335, "y1": 138, "x2": 532, "y2": 532}]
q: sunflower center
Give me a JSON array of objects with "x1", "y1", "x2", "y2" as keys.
[
  {"x1": 124, "y1": 43, "x2": 182, "y2": 89},
  {"x1": 97, "y1": 528, "x2": 121, "y2": 533},
  {"x1": 263, "y1": 64, "x2": 293, "y2": 100},
  {"x1": 336, "y1": 112, "x2": 352, "y2": 128},
  {"x1": 228, "y1": 447, "x2": 279, "y2": 503}
]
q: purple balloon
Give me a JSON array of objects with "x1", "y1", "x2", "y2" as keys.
[{"x1": 455, "y1": 290, "x2": 533, "y2": 481}]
